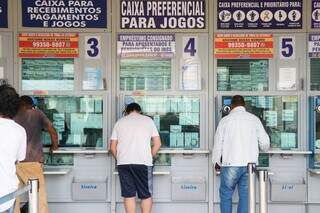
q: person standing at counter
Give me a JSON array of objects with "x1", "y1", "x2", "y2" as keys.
[
  {"x1": 0, "y1": 84, "x2": 27, "y2": 213},
  {"x1": 14, "y1": 95, "x2": 58, "y2": 162},
  {"x1": 213, "y1": 95, "x2": 270, "y2": 213},
  {"x1": 110, "y1": 103, "x2": 161, "y2": 213}
]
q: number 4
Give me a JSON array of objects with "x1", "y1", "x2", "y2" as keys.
[{"x1": 184, "y1": 38, "x2": 197, "y2": 57}]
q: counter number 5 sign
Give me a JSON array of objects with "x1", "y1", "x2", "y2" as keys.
[
  {"x1": 279, "y1": 36, "x2": 295, "y2": 60},
  {"x1": 85, "y1": 36, "x2": 101, "y2": 59}
]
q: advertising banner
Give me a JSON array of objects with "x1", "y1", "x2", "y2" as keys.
[
  {"x1": 0, "y1": 0, "x2": 8, "y2": 28},
  {"x1": 217, "y1": 0, "x2": 303, "y2": 29},
  {"x1": 19, "y1": 33, "x2": 79, "y2": 58},
  {"x1": 118, "y1": 34, "x2": 175, "y2": 58},
  {"x1": 120, "y1": 0, "x2": 206, "y2": 29},
  {"x1": 312, "y1": 0, "x2": 320, "y2": 29},
  {"x1": 21, "y1": 0, "x2": 107, "y2": 28},
  {"x1": 214, "y1": 34, "x2": 273, "y2": 59},
  {"x1": 309, "y1": 34, "x2": 320, "y2": 58}
]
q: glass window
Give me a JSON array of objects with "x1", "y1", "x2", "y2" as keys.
[
  {"x1": 217, "y1": 59, "x2": 268, "y2": 91},
  {"x1": 153, "y1": 154, "x2": 171, "y2": 166},
  {"x1": 124, "y1": 96, "x2": 200, "y2": 149},
  {"x1": 222, "y1": 96, "x2": 298, "y2": 149},
  {"x1": 310, "y1": 59, "x2": 320, "y2": 90},
  {"x1": 33, "y1": 96, "x2": 104, "y2": 148},
  {"x1": 120, "y1": 59, "x2": 171, "y2": 91},
  {"x1": 44, "y1": 153, "x2": 74, "y2": 166},
  {"x1": 22, "y1": 59, "x2": 74, "y2": 91}
]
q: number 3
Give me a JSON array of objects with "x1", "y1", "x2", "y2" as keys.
[{"x1": 87, "y1": 38, "x2": 99, "y2": 58}]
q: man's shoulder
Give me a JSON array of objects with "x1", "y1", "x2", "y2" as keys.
[{"x1": 11, "y1": 120, "x2": 27, "y2": 135}]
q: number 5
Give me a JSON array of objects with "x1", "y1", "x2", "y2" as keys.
[{"x1": 280, "y1": 37, "x2": 295, "y2": 59}]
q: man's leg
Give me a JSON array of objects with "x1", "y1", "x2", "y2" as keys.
[
  {"x1": 140, "y1": 197, "x2": 152, "y2": 213},
  {"x1": 124, "y1": 197, "x2": 136, "y2": 213},
  {"x1": 237, "y1": 167, "x2": 248, "y2": 213},
  {"x1": 220, "y1": 167, "x2": 240, "y2": 213}
]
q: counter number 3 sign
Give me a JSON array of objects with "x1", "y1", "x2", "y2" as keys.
[
  {"x1": 85, "y1": 36, "x2": 101, "y2": 59},
  {"x1": 279, "y1": 36, "x2": 295, "y2": 60}
]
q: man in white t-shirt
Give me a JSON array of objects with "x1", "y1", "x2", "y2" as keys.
[
  {"x1": 110, "y1": 103, "x2": 161, "y2": 213},
  {"x1": 0, "y1": 84, "x2": 27, "y2": 213}
]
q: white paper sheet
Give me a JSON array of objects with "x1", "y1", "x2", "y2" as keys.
[{"x1": 278, "y1": 67, "x2": 297, "y2": 90}]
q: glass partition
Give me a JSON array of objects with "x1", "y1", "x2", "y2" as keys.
[
  {"x1": 34, "y1": 96, "x2": 104, "y2": 148},
  {"x1": 310, "y1": 59, "x2": 320, "y2": 90},
  {"x1": 124, "y1": 96, "x2": 200, "y2": 149},
  {"x1": 217, "y1": 59, "x2": 268, "y2": 91},
  {"x1": 120, "y1": 59, "x2": 171, "y2": 91},
  {"x1": 310, "y1": 97, "x2": 320, "y2": 169},
  {"x1": 22, "y1": 58, "x2": 74, "y2": 91},
  {"x1": 222, "y1": 96, "x2": 298, "y2": 149},
  {"x1": 44, "y1": 153, "x2": 74, "y2": 166}
]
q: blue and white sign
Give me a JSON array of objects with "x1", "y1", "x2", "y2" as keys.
[
  {"x1": 0, "y1": 0, "x2": 8, "y2": 28},
  {"x1": 120, "y1": 0, "x2": 206, "y2": 29},
  {"x1": 279, "y1": 36, "x2": 295, "y2": 59},
  {"x1": 217, "y1": 0, "x2": 303, "y2": 29},
  {"x1": 22, "y1": 0, "x2": 107, "y2": 28},
  {"x1": 312, "y1": 0, "x2": 320, "y2": 29},
  {"x1": 309, "y1": 34, "x2": 320, "y2": 58}
]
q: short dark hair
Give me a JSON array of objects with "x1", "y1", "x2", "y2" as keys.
[
  {"x1": 125, "y1": 103, "x2": 142, "y2": 114},
  {"x1": 20, "y1": 95, "x2": 34, "y2": 107},
  {"x1": 0, "y1": 84, "x2": 20, "y2": 118},
  {"x1": 231, "y1": 95, "x2": 245, "y2": 107}
]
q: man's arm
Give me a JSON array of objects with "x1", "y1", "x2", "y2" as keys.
[
  {"x1": 110, "y1": 140, "x2": 118, "y2": 159},
  {"x1": 257, "y1": 120, "x2": 270, "y2": 152},
  {"x1": 151, "y1": 136, "x2": 161, "y2": 157},
  {"x1": 212, "y1": 122, "x2": 224, "y2": 167},
  {"x1": 48, "y1": 123, "x2": 59, "y2": 152}
]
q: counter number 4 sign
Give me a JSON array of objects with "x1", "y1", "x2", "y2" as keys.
[
  {"x1": 183, "y1": 37, "x2": 198, "y2": 58},
  {"x1": 279, "y1": 36, "x2": 295, "y2": 60},
  {"x1": 85, "y1": 36, "x2": 101, "y2": 59}
]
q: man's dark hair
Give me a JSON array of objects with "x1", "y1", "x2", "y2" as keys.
[
  {"x1": 125, "y1": 103, "x2": 142, "y2": 114},
  {"x1": 231, "y1": 95, "x2": 245, "y2": 107},
  {"x1": 20, "y1": 95, "x2": 34, "y2": 107},
  {"x1": 0, "y1": 84, "x2": 20, "y2": 118}
]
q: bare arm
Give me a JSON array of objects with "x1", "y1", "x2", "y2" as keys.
[
  {"x1": 48, "y1": 123, "x2": 59, "y2": 152},
  {"x1": 151, "y1": 136, "x2": 161, "y2": 157},
  {"x1": 110, "y1": 140, "x2": 118, "y2": 159}
]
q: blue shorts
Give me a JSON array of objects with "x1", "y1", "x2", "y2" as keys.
[{"x1": 118, "y1": 164, "x2": 153, "y2": 199}]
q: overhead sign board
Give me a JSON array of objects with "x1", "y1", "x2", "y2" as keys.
[
  {"x1": 117, "y1": 34, "x2": 175, "y2": 58},
  {"x1": 312, "y1": 0, "x2": 320, "y2": 29},
  {"x1": 217, "y1": 0, "x2": 303, "y2": 29},
  {"x1": 120, "y1": 0, "x2": 206, "y2": 29},
  {"x1": 0, "y1": 0, "x2": 8, "y2": 28},
  {"x1": 214, "y1": 34, "x2": 273, "y2": 59},
  {"x1": 19, "y1": 33, "x2": 79, "y2": 58},
  {"x1": 21, "y1": 0, "x2": 107, "y2": 28}
]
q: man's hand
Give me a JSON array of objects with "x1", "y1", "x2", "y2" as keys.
[
  {"x1": 215, "y1": 163, "x2": 221, "y2": 172},
  {"x1": 49, "y1": 144, "x2": 58, "y2": 153}
]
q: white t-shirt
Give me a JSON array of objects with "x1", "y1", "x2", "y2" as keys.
[
  {"x1": 0, "y1": 118, "x2": 27, "y2": 212},
  {"x1": 110, "y1": 112, "x2": 159, "y2": 166}
]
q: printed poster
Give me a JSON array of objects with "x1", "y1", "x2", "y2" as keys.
[
  {"x1": 217, "y1": 0, "x2": 303, "y2": 29},
  {"x1": 21, "y1": 0, "x2": 107, "y2": 28},
  {"x1": 309, "y1": 34, "x2": 320, "y2": 58},
  {"x1": 117, "y1": 34, "x2": 175, "y2": 58},
  {"x1": 120, "y1": 0, "x2": 206, "y2": 29},
  {"x1": 214, "y1": 34, "x2": 273, "y2": 59},
  {"x1": 19, "y1": 33, "x2": 79, "y2": 58}
]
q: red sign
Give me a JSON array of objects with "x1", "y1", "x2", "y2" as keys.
[
  {"x1": 19, "y1": 33, "x2": 79, "y2": 58},
  {"x1": 214, "y1": 34, "x2": 273, "y2": 59}
]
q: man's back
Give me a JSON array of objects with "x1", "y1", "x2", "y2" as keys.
[
  {"x1": 213, "y1": 106, "x2": 270, "y2": 166},
  {"x1": 111, "y1": 112, "x2": 159, "y2": 166},
  {"x1": 14, "y1": 108, "x2": 50, "y2": 162},
  {"x1": 0, "y1": 118, "x2": 26, "y2": 211}
]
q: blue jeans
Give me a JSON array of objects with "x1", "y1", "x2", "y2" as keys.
[{"x1": 220, "y1": 166, "x2": 248, "y2": 213}]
